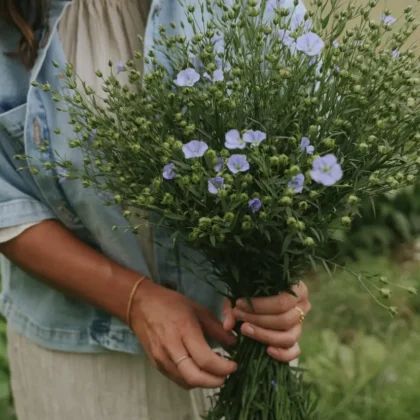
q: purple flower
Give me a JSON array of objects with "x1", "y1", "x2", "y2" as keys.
[
  {"x1": 381, "y1": 14, "x2": 396, "y2": 25},
  {"x1": 279, "y1": 29, "x2": 294, "y2": 46},
  {"x1": 227, "y1": 154, "x2": 250, "y2": 174},
  {"x1": 288, "y1": 173, "x2": 305, "y2": 193},
  {"x1": 208, "y1": 177, "x2": 225, "y2": 194},
  {"x1": 174, "y1": 68, "x2": 200, "y2": 87},
  {"x1": 225, "y1": 129, "x2": 245, "y2": 149},
  {"x1": 204, "y1": 69, "x2": 224, "y2": 82},
  {"x1": 266, "y1": 0, "x2": 286, "y2": 12},
  {"x1": 271, "y1": 380, "x2": 277, "y2": 388},
  {"x1": 334, "y1": 65, "x2": 340, "y2": 73},
  {"x1": 211, "y1": 34, "x2": 224, "y2": 44},
  {"x1": 249, "y1": 198, "x2": 262, "y2": 213},
  {"x1": 243, "y1": 130, "x2": 266, "y2": 147},
  {"x1": 333, "y1": 40, "x2": 340, "y2": 48},
  {"x1": 215, "y1": 157, "x2": 224, "y2": 171},
  {"x1": 163, "y1": 163, "x2": 176, "y2": 180},
  {"x1": 300, "y1": 137, "x2": 314, "y2": 155},
  {"x1": 310, "y1": 154, "x2": 343, "y2": 186},
  {"x1": 116, "y1": 60, "x2": 124, "y2": 74},
  {"x1": 182, "y1": 140, "x2": 209, "y2": 158},
  {"x1": 392, "y1": 49, "x2": 400, "y2": 59},
  {"x1": 291, "y1": 11, "x2": 312, "y2": 32},
  {"x1": 296, "y1": 33, "x2": 325, "y2": 56}
]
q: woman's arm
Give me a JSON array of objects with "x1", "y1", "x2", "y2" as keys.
[
  {"x1": 0, "y1": 220, "x2": 238, "y2": 389},
  {"x1": 0, "y1": 220, "x2": 140, "y2": 321}
]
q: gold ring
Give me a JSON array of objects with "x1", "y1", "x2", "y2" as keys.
[
  {"x1": 294, "y1": 306, "x2": 305, "y2": 323},
  {"x1": 175, "y1": 355, "x2": 190, "y2": 366}
]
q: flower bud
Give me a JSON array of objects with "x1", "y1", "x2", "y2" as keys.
[
  {"x1": 341, "y1": 216, "x2": 352, "y2": 226},
  {"x1": 408, "y1": 287, "x2": 417, "y2": 295},
  {"x1": 358, "y1": 142, "x2": 368, "y2": 152},
  {"x1": 199, "y1": 217, "x2": 212, "y2": 230},
  {"x1": 299, "y1": 201, "x2": 309, "y2": 211},
  {"x1": 322, "y1": 138, "x2": 335, "y2": 148},
  {"x1": 287, "y1": 217, "x2": 297, "y2": 227},
  {"x1": 380, "y1": 288, "x2": 392, "y2": 299},
  {"x1": 368, "y1": 135, "x2": 377, "y2": 143},
  {"x1": 224, "y1": 212, "x2": 235, "y2": 222},
  {"x1": 379, "y1": 276, "x2": 388, "y2": 285},
  {"x1": 348, "y1": 195, "x2": 359, "y2": 205},
  {"x1": 242, "y1": 221, "x2": 252, "y2": 230},
  {"x1": 289, "y1": 165, "x2": 300, "y2": 176},
  {"x1": 278, "y1": 154, "x2": 289, "y2": 165},
  {"x1": 389, "y1": 306, "x2": 398, "y2": 316},
  {"x1": 280, "y1": 196, "x2": 292, "y2": 206},
  {"x1": 303, "y1": 237, "x2": 315, "y2": 247},
  {"x1": 297, "y1": 221, "x2": 306, "y2": 231}
]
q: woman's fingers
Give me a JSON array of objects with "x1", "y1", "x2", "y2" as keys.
[
  {"x1": 198, "y1": 306, "x2": 237, "y2": 346},
  {"x1": 267, "y1": 342, "x2": 301, "y2": 362},
  {"x1": 235, "y1": 283, "x2": 309, "y2": 315},
  {"x1": 183, "y1": 318, "x2": 238, "y2": 377},
  {"x1": 240, "y1": 322, "x2": 302, "y2": 349},
  {"x1": 164, "y1": 334, "x2": 225, "y2": 389},
  {"x1": 233, "y1": 301, "x2": 311, "y2": 331},
  {"x1": 222, "y1": 299, "x2": 236, "y2": 331}
]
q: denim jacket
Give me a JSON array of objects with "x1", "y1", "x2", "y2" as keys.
[{"x1": 0, "y1": 0, "x2": 305, "y2": 353}]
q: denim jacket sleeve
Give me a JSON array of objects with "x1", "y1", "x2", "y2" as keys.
[{"x1": 0, "y1": 107, "x2": 56, "y2": 229}]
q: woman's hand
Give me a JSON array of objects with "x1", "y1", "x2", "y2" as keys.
[
  {"x1": 131, "y1": 278, "x2": 238, "y2": 390},
  {"x1": 223, "y1": 282, "x2": 311, "y2": 362}
]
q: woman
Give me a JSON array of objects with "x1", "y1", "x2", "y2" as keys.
[{"x1": 0, "y1": 0, "x2": 311, "y2": 419}]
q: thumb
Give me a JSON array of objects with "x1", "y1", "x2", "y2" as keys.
[
  {"x1": 222, "y1": 299, "x2": 236, "y2": 332},
  {"x1": 198, "y1": 308, "x2": 237, "y2": 347}
]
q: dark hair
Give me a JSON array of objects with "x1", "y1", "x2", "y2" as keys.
[{"x1": 0, "y1": 0, "x2": 49, "y2": 69}]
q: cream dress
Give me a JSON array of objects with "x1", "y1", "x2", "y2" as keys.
[{"x1": 7, "y1": 1, "x2": 215, "y2": 419}]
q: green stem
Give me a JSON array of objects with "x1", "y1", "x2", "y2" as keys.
[{"x1": 206, "y1": 336, "x2": 318, "y2": 420}]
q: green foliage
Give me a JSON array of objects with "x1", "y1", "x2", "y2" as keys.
[
  {"x1": 0, "y1": 280, "x2": 15, "y2": 420},
  {"x1": 301, "y1": 256, "x2": 420, "y2": 420},
  {"x1": 331, "y1": 184, "x2": 420, "y2": 257}
]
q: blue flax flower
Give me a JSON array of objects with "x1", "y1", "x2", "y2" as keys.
[
  {"x1": 182, "y1": 140, "x2": 208, "y2": 159},
  {"x1": 266, "y1": 0, "x2": 286, "y2": 12},
  {"x1": 288, "y1": 173, "x2": 305, "y2": 193},
  {"x1": 300, "y1": 137, "x2": 314, "y2": 155},
  {"x1": 174, "y1": 68, "x2": 200, "y2": 87},
  {"x1": 310, "y1": 154, "x2": 343, "y2": 186},
  {"x1": 116, "y1": 60, "x2": 124, "y2": 74},
  {"x1": 225, "y1": 129, "x2": 246, "y2": 149},
  {"x1": 392, "y1": 49, "x2": 400, "y2": 59},
  {"x1": 333, "y1": 40, "x2": 340, "y2": 48},
  {"x1": 215, "y1": 157, "x2": 224, "y2": 172},
  {"x1": 243, "y1": 130, "x2": 266, "y2": 147},
  {"x1": 296, "y1": 33, "x2": 325, "y2": 56},
  {"x1": 204, "y1": 69, "x2": 224, "y2": 82},
  {"x1": 381, "y1": 14, "x2": 396, "y2": 25},
  {"x1": 211, "y1": 34, "x2": 224, "y2": 44},
  {"x1": 227, "y1": 155, "x2": 250, "y2": 174},
  {"x1": 279, "y1": 29, "x2": 294, "y2": 46},
  {"x1": 163, "y1": 163, "x2": 176, "y2": 180},
  {"x1": 249, "y1": 198, "x2": 262, "y2": 213},
  {"x1": 208, "y1": 177, "x2": 225, "y2": 194}
]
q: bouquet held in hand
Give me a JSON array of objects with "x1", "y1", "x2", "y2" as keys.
[{"x1": 36, "y1": 0, "x2": 420, "y2": 418}]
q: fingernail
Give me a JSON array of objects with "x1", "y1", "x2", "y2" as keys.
[
  {"x1": 243, "y1": 324, "x2": 255, "y2": 336},
  {"x1": 234, "y1": 309, "x2": 246, "y2": 319},
  {"x1": 236, "y1": 299, "x2": 246, "y2": 309}
]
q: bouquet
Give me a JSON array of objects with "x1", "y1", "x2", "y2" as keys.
[{"x1": 34, "y1": 0, "x2": 420, "y2": 418}]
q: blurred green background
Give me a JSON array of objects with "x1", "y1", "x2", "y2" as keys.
[{"x1": 1, "y1": 186, "x2": 420, "y2": 420}]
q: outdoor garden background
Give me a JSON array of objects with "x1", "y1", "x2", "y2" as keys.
[{"x1": 1, "y1": 0, "x2": 420, "y2": 418}]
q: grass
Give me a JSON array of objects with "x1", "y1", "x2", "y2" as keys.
[
  {"x1": 300, "y1": 255, "x2": 420, "y2": 420},
  {"x1": 0, "y1": 254, "x2": 418, "y2": 420}
]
